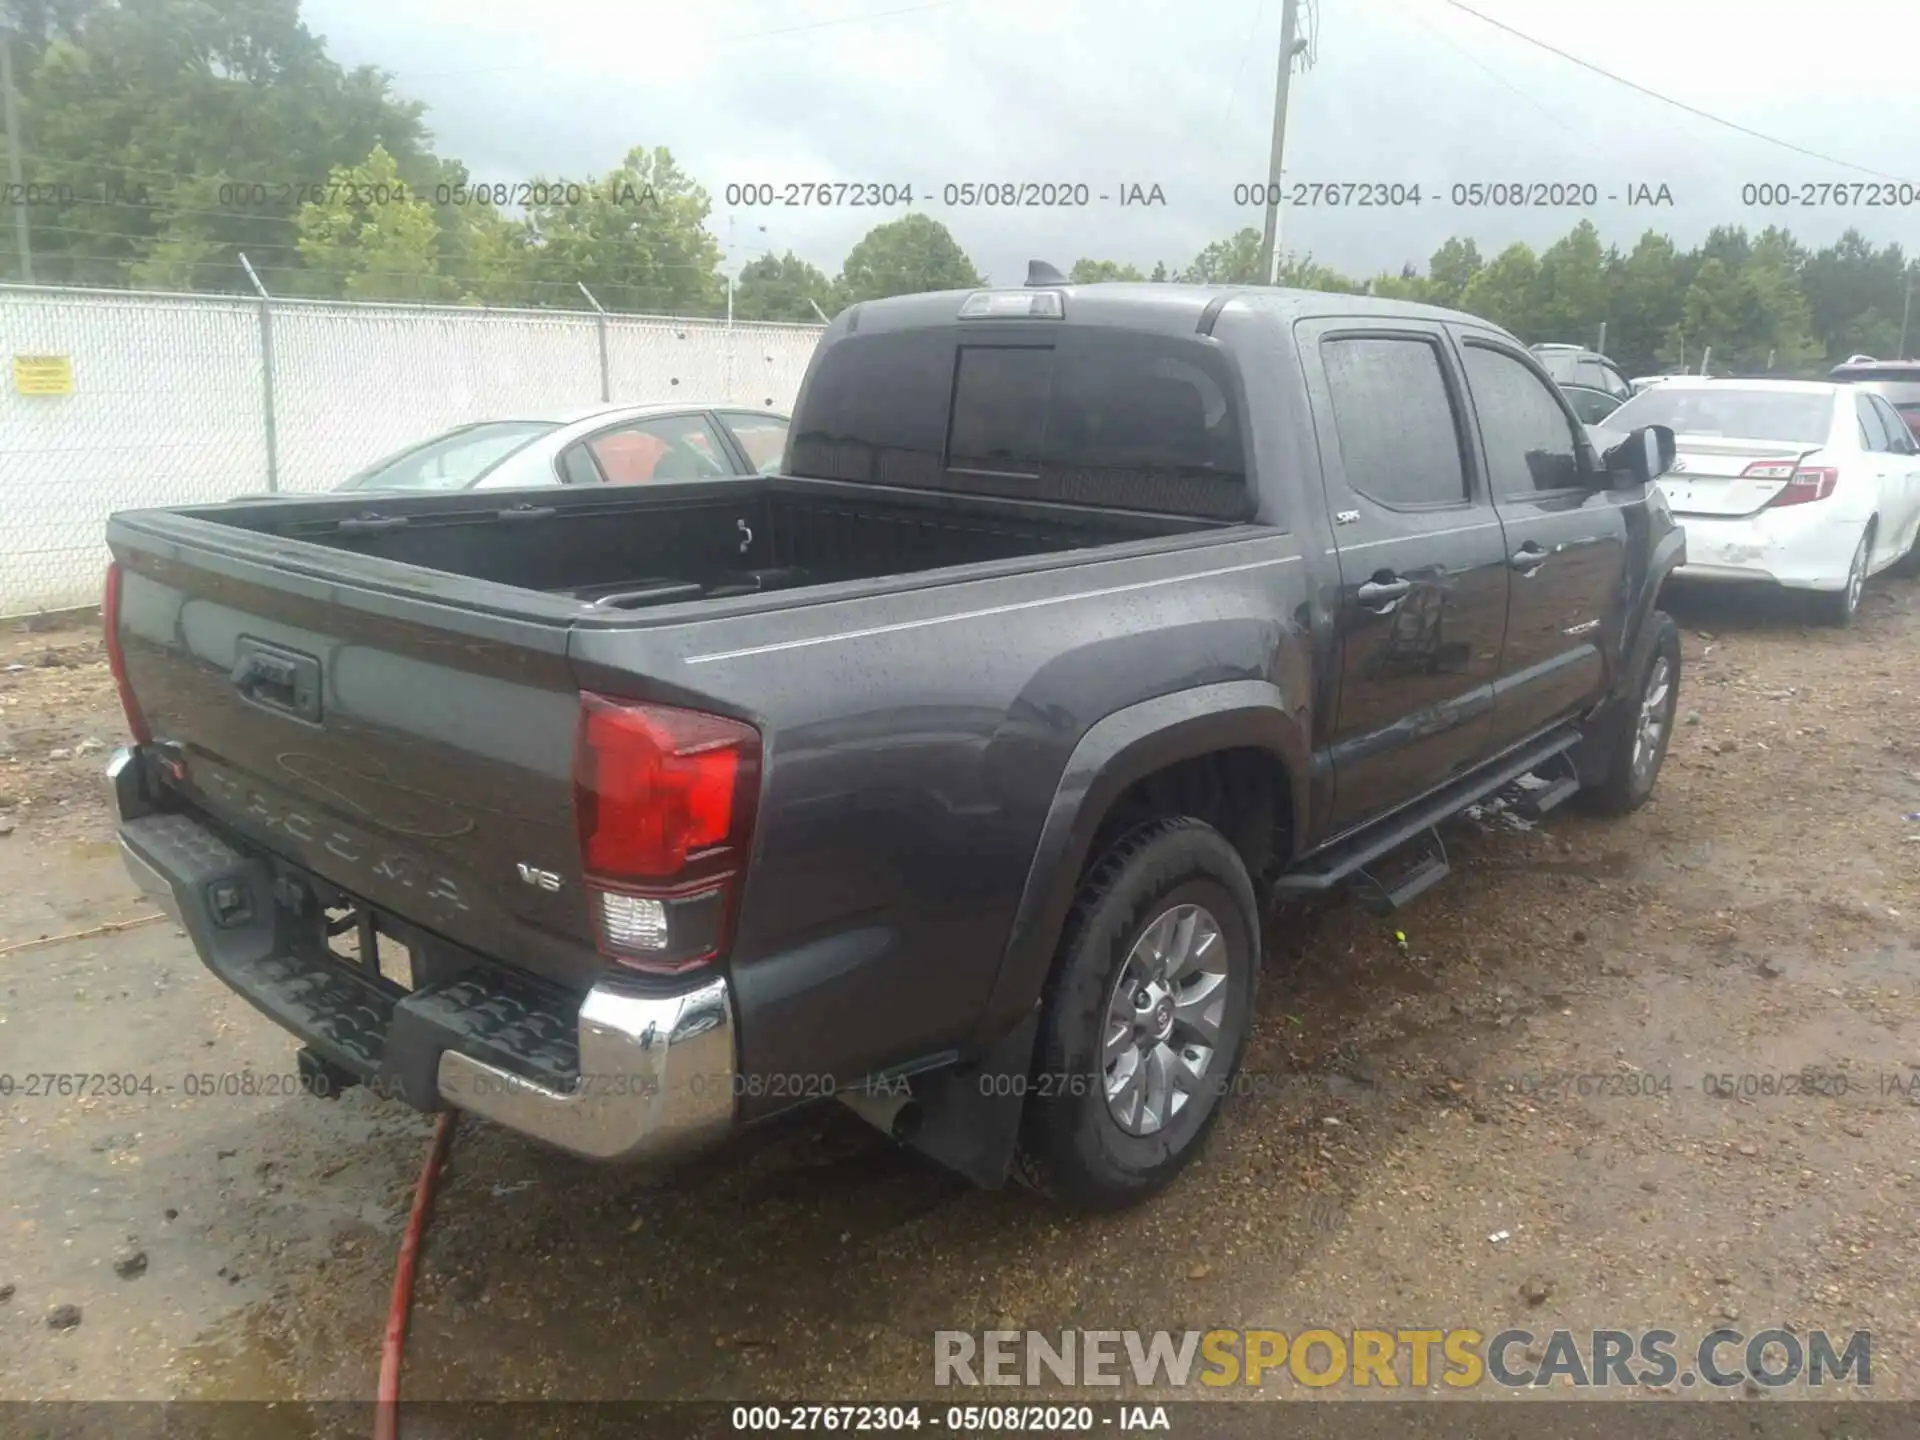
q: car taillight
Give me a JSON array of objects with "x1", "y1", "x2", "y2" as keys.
[
  {"x1": 572, "y1": 693, "x2": 760, "y2": 974},
  {"x1": 1760, "y1": 466, "x2": 1838, "y2": 507},
  {"x1": 102, "y1": 562, "x2": 152, "y2": 745}
]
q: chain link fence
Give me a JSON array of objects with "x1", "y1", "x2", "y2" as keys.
[{"x1": 0, "y1": 283, "x2": 824, "y2": 615}]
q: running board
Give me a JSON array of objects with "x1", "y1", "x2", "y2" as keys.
[
  {"x1": 1348, "y1": 828, "x2": 1451, "y2": 917},
  {"x1": 1512, "y1": 772, "x2": 1580, "y2": 819},
  {"x1": 1276, "y1": 728, "x2": 1582, "y2": 895}
]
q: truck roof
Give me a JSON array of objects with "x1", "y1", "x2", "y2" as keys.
[{"x1": 843, "y1": 282, "x2": 1502, "y2": 338}]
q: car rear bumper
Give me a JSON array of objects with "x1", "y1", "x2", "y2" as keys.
[
  {"x1": 1667, "y1": 508, "x2": 1863, "y2": 592},
  {"x1": 107, "y1": 746, "x2": 737, "y2": 1164}
]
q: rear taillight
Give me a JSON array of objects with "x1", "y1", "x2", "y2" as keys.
[
  {"x1": 1759, "y1": 466, "x2": 1838, "y2": 507},
  {"x1": 102, "y1": 562, "x2": 151, "y2": 745},
  {"x1": 572, "y1": 694, "x2": 760, "y2": 974}
]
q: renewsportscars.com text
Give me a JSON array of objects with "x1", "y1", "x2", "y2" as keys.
[{"x1": 933, "y1": 1327, "x2": 1870, "y2": 1390}]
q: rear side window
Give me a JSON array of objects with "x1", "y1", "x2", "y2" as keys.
[
  {"x1": 788, "y1": 327, "x2": 1250, "y2": 518},
  {"x1": 717, "y1": 412, "x2": 790, "y2": 474},
  {"x1": 1857, "y1": 395, "x2": 1891, "y2": 452},
  {"x1": 1868, "y1": 394, "x2": 1915, "y2": 450},
  {"x1": 1320, "y1": 335, "x2": 1469, "y2": 507}
]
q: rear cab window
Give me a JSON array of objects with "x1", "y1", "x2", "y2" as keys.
[{"x1": 787, "y1": 321, "x2": 1253, "y2": 519}]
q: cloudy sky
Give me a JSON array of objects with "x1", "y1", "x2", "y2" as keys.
[{"x1": 304, "y1": 0, "x2": 1920, "y2": 285}]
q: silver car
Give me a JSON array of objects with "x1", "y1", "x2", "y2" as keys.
[{"x1": 334, "y1": 403, "x2": 790, "y2": 493}]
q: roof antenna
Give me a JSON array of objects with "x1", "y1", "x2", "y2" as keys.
[{"x1": 1026, "y1": 260, "x2": 1068, "y2": 287}]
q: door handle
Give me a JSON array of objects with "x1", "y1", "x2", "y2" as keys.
[
  {"x1": 1356, "y1": 577, "x2": 1411, "y2": 608},
  {"x1": 230, "y1": 639, "x2": 322, "y2": 723},
  {"x1": 1510, "y1": 543, "x2": 1550, "y2": 574}
]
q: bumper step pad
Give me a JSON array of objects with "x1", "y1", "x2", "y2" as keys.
[{"x1": 121, "y1": 813, "x2": 581, "y2": 1109}]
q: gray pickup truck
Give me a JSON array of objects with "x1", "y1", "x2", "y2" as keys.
[{"x1": 104, "y1": 273, "x2": 1685, "y2": 1210}]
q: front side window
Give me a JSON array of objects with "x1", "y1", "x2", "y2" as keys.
[
  {"x1": 1462, "y1": 344, "x2": 1584, "y2": 494},
  {"x1": 1564, "y1": 387, "x2": 1624, "y2": 425}
]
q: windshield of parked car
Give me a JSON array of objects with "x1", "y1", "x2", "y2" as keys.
[
  {"x1": 1606, "y1": 387, "x2": 1835, "y2": 445},
  {"x1": 337, "y1": 421, "x2": 562, "y2": 491}
]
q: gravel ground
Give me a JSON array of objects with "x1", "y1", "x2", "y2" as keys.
[{"x1": 2, "y1": 571, "x2": 1916, "y2": 1418}]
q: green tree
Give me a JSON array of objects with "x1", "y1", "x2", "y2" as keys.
[
  {"x1": 1604, "y1": 231, "x2": 1684, "y2": 375},
  {"x1": 1425, "y1": 237, "x2": 1483, "y2": 308},
  {"x1": 1661, "y1": 257, "x2": 1744, "y2": 370},
  {"x1": 1276, "y1": 252, "x2": 1361, "y2": 293},
  {"x1": 734, "y1": 250, "x2": 835, "y2": 322},
  {"x1": 19, "y1": 0, "x2": 433, "y2": 289},
  {"x1": 1458, "y1": 242, "x2": 1540, "y2": 335},
  {"x1": 1, "y1": 0, "x2": 105, "y2": 55},
  {"x1": 519, "y1": 146, "x2": 725, "y2": 314},
  {"x1": 1737, "y1": 229, "x2": 1823, "y2": 372},
  {"x1": 295, "y1": 143, "x2": 452, "y2": 301},
  {"x1": 1068, "y1": 258, "x2": 1146, "y2": 283},
  {"x1": 1367, "y1": 266, "x2": 1434, "y2": 302},
  {"x1": 1800, "y1": 230, "x2": 1911, "y2": 363},
  {"x1": 1180, "y1": 228, "x2": 1265, "y2": 284},
  {"x1": 1531, "y1": 220, "x2": 1608, "y2": 343},
  {"x1": 1149, "y1": 260, "x2": 1170, "y2": 282},
  {"x1": 835, "y1": 213, "x2": 982, "y2": 305}
]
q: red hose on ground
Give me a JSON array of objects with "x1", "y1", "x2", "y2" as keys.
[{"x1": 374, "y1": 1109, "x2": 459, "y2": 1440}]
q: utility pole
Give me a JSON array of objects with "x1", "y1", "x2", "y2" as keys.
[
  {"x1": 2, "y1": 29, "x2": 32, "y2": 283},
  {"x1": 1257, "y1": 0, "x2": 1309, "y2": 286},
  {"x1": 1900, "y1": 268, "x2": 1914, "y2": 361}
]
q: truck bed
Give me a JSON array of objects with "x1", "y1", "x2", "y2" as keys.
[
  {"x1": 184, "y1": 477, "x2": 1213, "y2": 611},
  {"x1": 103, "y1": 475, "x2": 1240, "y2": 1014}
]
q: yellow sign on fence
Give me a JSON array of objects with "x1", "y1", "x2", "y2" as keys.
[{"x1": 13, "y1": 354, "x2": 74, "y2": 395}]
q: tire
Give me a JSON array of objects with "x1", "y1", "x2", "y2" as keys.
[
  {"x1": 1015, "y1": 817, "x2": 1259, "y2": 1211},
  {"x1": 1811, "y1": 525, "x2": 1872, "y2": 626},
  {"x1": 1577, "y1": 610, "x2": 1681, "y2": 817},
  {"x1": 1892, "y1": 523, "x2": 1920, "y2": 580}
]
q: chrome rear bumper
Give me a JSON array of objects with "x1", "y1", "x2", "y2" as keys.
[{"x1": 107, "y1": 744, "x2": 737, "y2": 1164}]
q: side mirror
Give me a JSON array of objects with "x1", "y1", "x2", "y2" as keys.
[{"x1": 1601, "y1": 424, "x2": 1677, "y2": 486}]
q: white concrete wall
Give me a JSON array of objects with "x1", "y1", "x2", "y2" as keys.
[{"x1": 0, "y1": 285, "x2": 823, "y2": 613}]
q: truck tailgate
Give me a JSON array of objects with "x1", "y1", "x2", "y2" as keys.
[{"x1": 108, "y1": 515, "x2": 604, "y2": 992}]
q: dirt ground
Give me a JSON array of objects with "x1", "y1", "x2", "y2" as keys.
[{"x1": 3, "y1": 570, "x2": 1917, "y2": 1420}]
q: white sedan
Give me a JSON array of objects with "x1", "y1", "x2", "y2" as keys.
[
  {"x1": 1598, "y1": 378, "x2": 1920, "y2": 625},
  {"x1": 333, "y1": 402, "x2": 790, "y2": 494}
]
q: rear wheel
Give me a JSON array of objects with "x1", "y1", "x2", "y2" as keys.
[
  {"x1": 1893, "y1": 521, "x2": 1920, "y2": 579},
  {"x1": 1812, "y1": 526, "x2": 1871, "y2": 626},
  {"x1": 1016, "y1": 818, "x2": 1258, "y2": 1211}
]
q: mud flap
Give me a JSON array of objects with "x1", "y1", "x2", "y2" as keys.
[{"x1": 899, "y1": 1004, "x2": 1041, "y2": 1190}]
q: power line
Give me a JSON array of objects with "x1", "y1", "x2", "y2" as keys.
[
  {"x1": 1434, "y1": 0, "x2": 1917, "y2": 183},
  {"x1": 1219, "y1": 0, "x2": 1268, "y2": 130},
  {"x1": 1391, "y1": 0, "x2": 1611, "y2": 164}
]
